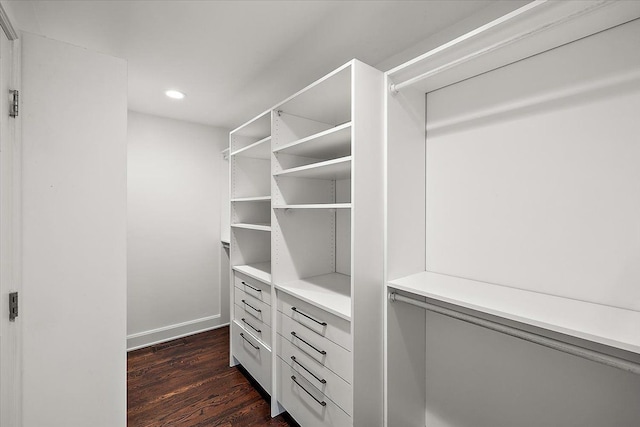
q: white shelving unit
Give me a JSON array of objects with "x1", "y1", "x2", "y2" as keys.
[
  {"x1": 272, "y1": 59, "x2": 384, "y2": 426},
  {"x1": 384, "y1": 3, "x2": 640, "y2": 427},
  {"x1": 229, "y1": 111, "x2": 274, "y2": 395}
]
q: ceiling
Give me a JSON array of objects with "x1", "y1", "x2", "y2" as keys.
[{"x1": 4, "y1": 0, "x2": 518, "y2": 130}]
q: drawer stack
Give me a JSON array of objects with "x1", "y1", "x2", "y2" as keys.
[
  {"x1": 276, "y1": 291, "x2": 352, "y2": 427},
  {"x1": 231, "y1": 271, "x2": 272, "y2": 393}
]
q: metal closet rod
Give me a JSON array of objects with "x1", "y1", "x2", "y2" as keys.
[
  {"x1": 389, "y1": 0, "x2": 612, "y2": 93},
  {"x1": 388, "y1": 292, "x2": 640, "y2": 375}
]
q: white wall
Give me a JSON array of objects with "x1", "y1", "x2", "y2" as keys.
[
  {"x1": 21, "y1": 32, "x2": 127, "y2": 427},
  {"x1": 127, "y1": 111, "x2": 228, "y2": 350}
]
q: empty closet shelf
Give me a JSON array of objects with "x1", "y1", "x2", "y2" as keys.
[
  {"x1": 273, "y1": 122, "x2": 351, "y2": 158},
  {"x1": 273, "y1": 203, "x2": 351, "y2": 209},
  {"x1": 275, "y1": 273, "x2": 351, "y2": 321},
  {"x1": 388, "y1": 271, "x2": 640, "y2": 355},
  {"x1": 231, "y1": 223, "x2": 272, "y2": 232},
  {"x1": 231, "y1": 196, "x2": 271, "y2": 202},
  {"x1": 233, "y1": 262, "x2": 272, "y2": 284},
  {"x1": 274, "y1": 157, "x2": 351, "y2": 180},
  {"x1": 230, "y1": 136, "x2": 271, "y2": 159}
]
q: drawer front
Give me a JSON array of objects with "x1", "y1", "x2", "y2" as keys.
[
  {"x1": 234, "y1": 287, "x2": 271, "y2": 326},
  {"x1": 277, "y1": 312, "x2": 352, "y2": 383},
  {"x1": 231, "y1": 321, "x2": 271, "y2": 394},
  {"x1": 278, "y1": 291, "x2": 351, "y2": 351},
  {"x1": 234, "y1": 271, "x2": 271, "y2": 305},
  {"x1": 277, "y1": 357, "x2": 351, "y2": 427},
  {"x1": 235, "y1": 303, "x2": 272, "y2": 348},
  {"x1": 278, "y1": 333, "x2": 352, "y2": 415}
]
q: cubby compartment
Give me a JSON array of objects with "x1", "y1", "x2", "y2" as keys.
[
  {"x1": 272, "y1": 208, "x2": 351, "y2": 318},
  {"x1": 273, "y1": 176, "x2": 351, "y2": 209},
  {"x1": 273, "y1": 64, "x2": 351, "y2": 148},
  {"x1": 230, "y1": 111, "x2": 271, "y2": 154}
]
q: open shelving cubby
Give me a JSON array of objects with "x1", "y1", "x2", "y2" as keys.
[
  {"x1": 230, "y1": 110, "x2": 272, "y2": 266},
  {"x1": 384, "y1": 2, "x2": 640, "y2": 427}
]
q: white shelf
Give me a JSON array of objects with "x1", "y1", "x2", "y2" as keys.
[
  {"x1": 276, "y1": 62, "x2": 351, "y2": 126},
  {"x1": 233, "y1": 262, "x2": 272, "y2": 284},
  {"x1": 388, "y1": 271, "x2": 640, "y2": 354},
  {"x1": 273, "y1": 203, "x2": 351, "y2": 209},
  {"x1": 273, "y1": 122, "x2": 351, "y2": 159},
  {"x1": 231, "y1": 196, "x2": 271, "y2": 202},
  {"x1": 275, "y1": 273, "x2": 351, "y2": 321},
  {"x1": 274, "y1": 156, "x2": 351, "y2": 180},
  {"x1": 231, "y1": 223, "x2": 272, "y2": 232},
  {"x1": 230, "y1": 136, "x2": 271, "y2": 159}
]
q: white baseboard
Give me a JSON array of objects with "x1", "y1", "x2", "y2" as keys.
[{"x1": 127, "y1": 314, "x2": 229, "y2": 351}]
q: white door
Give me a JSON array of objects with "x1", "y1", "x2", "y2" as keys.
[{"x1": 0, "y1": 26, "x2": 20, "y2": 427}]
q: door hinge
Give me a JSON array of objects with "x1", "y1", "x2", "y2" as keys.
[
  {"x1": 9, "y1": 292, "x2": 18, "y2": 321},
  {"x1": 9, "y1": 89, "x2": 18, "y2": 118}
]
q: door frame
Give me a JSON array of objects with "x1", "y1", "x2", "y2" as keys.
[{"x1": 0, "y1": 3, "x2": 22, "y2": 426}]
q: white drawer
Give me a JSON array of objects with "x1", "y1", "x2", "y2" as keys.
[
  {"x1": 278, "y1": 333, "x2": 352, "y2": 415},
  {"x1": 278, "y1": 291, "x2": 351, "y2": 351},
  {"x1": 234, "y1": 271, "x2": 271, "y2": 305},
  {"x1": 277, "y1": 357, "x2": 351, "y2": 427},
  {"x1": 234, "y1": 287, "x2": 271, "y2": 326},
  {"x1": 234, "y1": 303, "x2": 272, "y2": 348},
  {"x1": 277, "y1": 312, "x2": 352, "y2": 383},
  {"x1": 231, "y1": 320, "x2": 271, "y2": 394}
]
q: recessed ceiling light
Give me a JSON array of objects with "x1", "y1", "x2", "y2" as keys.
[{"x1": 165, "y1": 90, "x2": 185, "y2": 99}]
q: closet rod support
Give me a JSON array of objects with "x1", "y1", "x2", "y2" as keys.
[{"x1": 388, "y1": 291, "x2": 640, "y2": 375}]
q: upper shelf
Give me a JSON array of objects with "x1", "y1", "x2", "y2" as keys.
[
  {"x1": 388, "y1": 271, "x2": 640, "y2": 355},
  {"x1": 274, "y1": 156, "x2": 351, "y2": 180},
  {"x1": 276, "y1": 62, "x2": 351, "y2": 126},
  {"x1": 275, "y1": 272, "x2": 351, "y2": 321},
  {"x1": 273, "y1": 122, "x2": 351, "y2": 159},
  {"x1": 230, "y1": 136, "x2": 271, "y2": 159}
]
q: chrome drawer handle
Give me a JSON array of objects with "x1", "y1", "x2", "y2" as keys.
[
  {"x1": 242, "y1": 281, "x2": 261, "y2": 292},
  {"x1": 241, "y1": 299, "x2": 261, "y2": 313},
  {"x1": 291, "y1": 375, "x2": 326, "y2": 407},
  {"x1": 291, "y1": 356, "x2": 326, "y2": 384},
  {"x1": 241, "y1": 318, "x2": 261, "y2": 333},
  {"x1": 239, "y1": 332, "x2": 259, "y2": 350},
  {"x1": 291, "y1": 307, "x2": 327, "y2": 326},
  {"x1": 291, "y1": 331, "x2": 326, "y2": 355}
]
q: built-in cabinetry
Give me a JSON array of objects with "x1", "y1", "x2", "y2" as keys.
[
  {"x1": 272, "y1": 60, "x2": 383, "y2": 427},
  {"x1": 384, "y1": 2, "x2": 640, "y2": 427},
  {"x1": 229, "y1": 59, "x2": 384, "y2": 426},
  {"x1": 229, "y1": 112, "x2": 273, "y2": 393}
]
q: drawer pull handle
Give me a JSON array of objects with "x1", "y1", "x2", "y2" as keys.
[
  {"x1": 291, "y1": 331, "x2": 326, "y2": 355},
  {"x1": 291, "y1": 356, "x2": 326, "y2": 384},
  {"x1": 291, "y1": 375, "x2": 326, "y2": 407},
  {"x1": 242, "y1": 281, "x2": 262, "y2": 293},
  {"x1": 241, "y1": 299, "x2": 261, "y2": 313},
  {"x1": 240, "y1": 332, "x2": 260, "y2": 350},
  {"x1": 241, "y1": 318, "x2": 261, "y2": 333},
  {"x1": 291, "y1": 307, "x2": 327, "y2": 326}
]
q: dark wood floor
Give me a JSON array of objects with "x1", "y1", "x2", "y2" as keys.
[{"x1": 128, "y1": 326, "x2": 295, "y2": 427}]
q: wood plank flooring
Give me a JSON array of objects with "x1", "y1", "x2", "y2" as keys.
[{"x1": 128, "y1": 326, "x2": 296, "y2": 427}]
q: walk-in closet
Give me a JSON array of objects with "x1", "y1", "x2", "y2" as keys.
[{"x1": 1, "y1": 1, "x2": 639, "y2": 427}]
